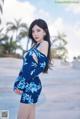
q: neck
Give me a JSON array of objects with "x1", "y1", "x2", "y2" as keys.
[{"x1": 37, "y1": 40, "x2": 44, "y2": 44}]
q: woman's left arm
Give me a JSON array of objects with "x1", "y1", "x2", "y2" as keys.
[{"x1": 29, "y1": 41, "x2": 49, "y2": 78}]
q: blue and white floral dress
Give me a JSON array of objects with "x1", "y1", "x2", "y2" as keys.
[{"x1": 13, "y1": 43, "x2": 48, "y2": 104}]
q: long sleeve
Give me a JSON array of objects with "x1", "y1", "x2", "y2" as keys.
[
  {"x1": 22, "y1": 48, "x2": 48, "y2": 81},
  {"x1": 13, "y1": 47, "x2": 48, "y2": 91},
  {"x1": 30, "y1": 49, "x2": 48, "y2": 78}
]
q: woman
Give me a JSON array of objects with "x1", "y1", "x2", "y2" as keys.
[{"x1": 13, "y1": 18, "x2": 51, "y2": 119}]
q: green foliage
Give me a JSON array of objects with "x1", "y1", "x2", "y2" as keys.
[{"x1": 0, "y1": 19, "x2": 29, "y2": 58}]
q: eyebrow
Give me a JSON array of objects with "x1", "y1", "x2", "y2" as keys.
[{"x1": 32, "y1": 28, "x2": 41, "y2": 31}]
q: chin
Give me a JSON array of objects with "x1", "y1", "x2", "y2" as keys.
[
  {"x1": 35, "y1": 39, "x2": 42, "y2": 43},
  {"x1": 36, "y1": 40, "x2": 40, "y2": 42}
]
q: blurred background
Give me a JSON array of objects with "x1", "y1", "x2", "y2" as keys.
[
  {"x1": 0, "y1": 0, "x2": 80, "y2": 62},
  {"x1": 0, "y1": 1, "x2": 80, "y2": 119}
]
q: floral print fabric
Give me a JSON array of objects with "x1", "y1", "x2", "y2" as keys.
[{"x1": 13, "y1": 43, "x2": 48, "y2": 104}]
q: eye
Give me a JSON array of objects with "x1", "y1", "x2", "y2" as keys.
[
  {"x1": 37, "y1": 29, "x2": 41, "y2": 32},
  {"x1": 32, "y1": 29, "x2": 41, "y2": 33}
]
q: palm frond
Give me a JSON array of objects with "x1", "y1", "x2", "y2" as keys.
[
  {"x1": 0, "y1": 4, "x2": 3, "y2": 13},
  {"x1": 0, "y1": 19, "x2": 1, "y2": 24},
  {"x1": 1, "y1": 0, "x2": 4, "y2": 3},
  {"x1": 0, "y1": 27, "x2": 4, "y2": 33},
  {"x1": 0, "y1": 34, "x2": 8, "y2": 42},
  {"x1": 18, "y1": 30, "x2": 28, "y2": 39},
  {"x1": 19, "y1": 23, "x2": 28, "y2": 29}
]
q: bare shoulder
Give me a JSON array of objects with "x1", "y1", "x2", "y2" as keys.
[
  {"x1": 38, "y1": 41, "x2": 49, "y2": 57},
  {"x1": 41, "y1": 40, "x2": 48, "y2": 47}
]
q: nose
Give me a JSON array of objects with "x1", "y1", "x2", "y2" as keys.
[
  {"x1": 34, "y1": 31, "x2": 37, "y2": 35},
  {"x1": 33, "y1": 32, "x2": 38, "y2": 37}
]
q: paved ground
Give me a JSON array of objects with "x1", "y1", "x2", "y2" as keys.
[{"x1": 0, "y1": 58, "x2": 80, "y2": 119}]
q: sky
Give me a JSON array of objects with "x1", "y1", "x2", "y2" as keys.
[{"x1": 1, "y1": 0, "x2": 80, "y2": 61}]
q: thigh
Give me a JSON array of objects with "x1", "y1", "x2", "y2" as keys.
[
  {"x1": 17, "y1": 103, "x2": 32, "y2": 119},
  {"x1": 28, "y1": 105, "x2": 36, "y2": 119}
]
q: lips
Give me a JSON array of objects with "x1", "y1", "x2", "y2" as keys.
[{"x1": 35, "y1": 37, "x2": 39, "y2": 40}]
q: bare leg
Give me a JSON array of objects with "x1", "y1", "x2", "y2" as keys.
[
  {"x1": 17, "y1": 103, "x2": 32, "y2": 119},
  {"x1": 17, "y1": 103, "x2": 36, "y2": 119},
  {"x1": 28, "y1": 104, "x2": 36, "y2": 119}
]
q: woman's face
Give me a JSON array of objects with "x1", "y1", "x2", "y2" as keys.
[{"x1": 32, "y1": 25, "x2": 46, "y2": 43}]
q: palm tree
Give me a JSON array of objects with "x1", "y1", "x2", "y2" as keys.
[
  {"x1": 18, "y1": 27, "x2": 29, "y2": 51},
  {"x1": 2, "y1": 36, "x2": 23, "y2": 54},
  {"x1": 0, "y1": 0, "x2": 4, "y2": 24},
  {"x1": 6, "y1": 19, "x2": 28, "y2": 39},
  {"x1": 51, "y1": 32, "x2": 68, "y2": 60},
  {"x1": 6, "y1": 19, "x2": 28, "y2": 55},
  {"x1": 0, "y1": 28, "x2": 9, "y2": 56}
]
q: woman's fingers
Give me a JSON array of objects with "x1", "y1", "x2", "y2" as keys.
[{"x1": 15, "y1": 89, "x2": 23, "y2": 95}]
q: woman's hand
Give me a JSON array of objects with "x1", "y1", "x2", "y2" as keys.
[{"x1": 14, "y1": 89, "x2": 23, "y2": 95}]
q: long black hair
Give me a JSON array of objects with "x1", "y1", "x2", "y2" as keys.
[{"x1": 28, "y1": 19, "x2": 51, "y2": 73}]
